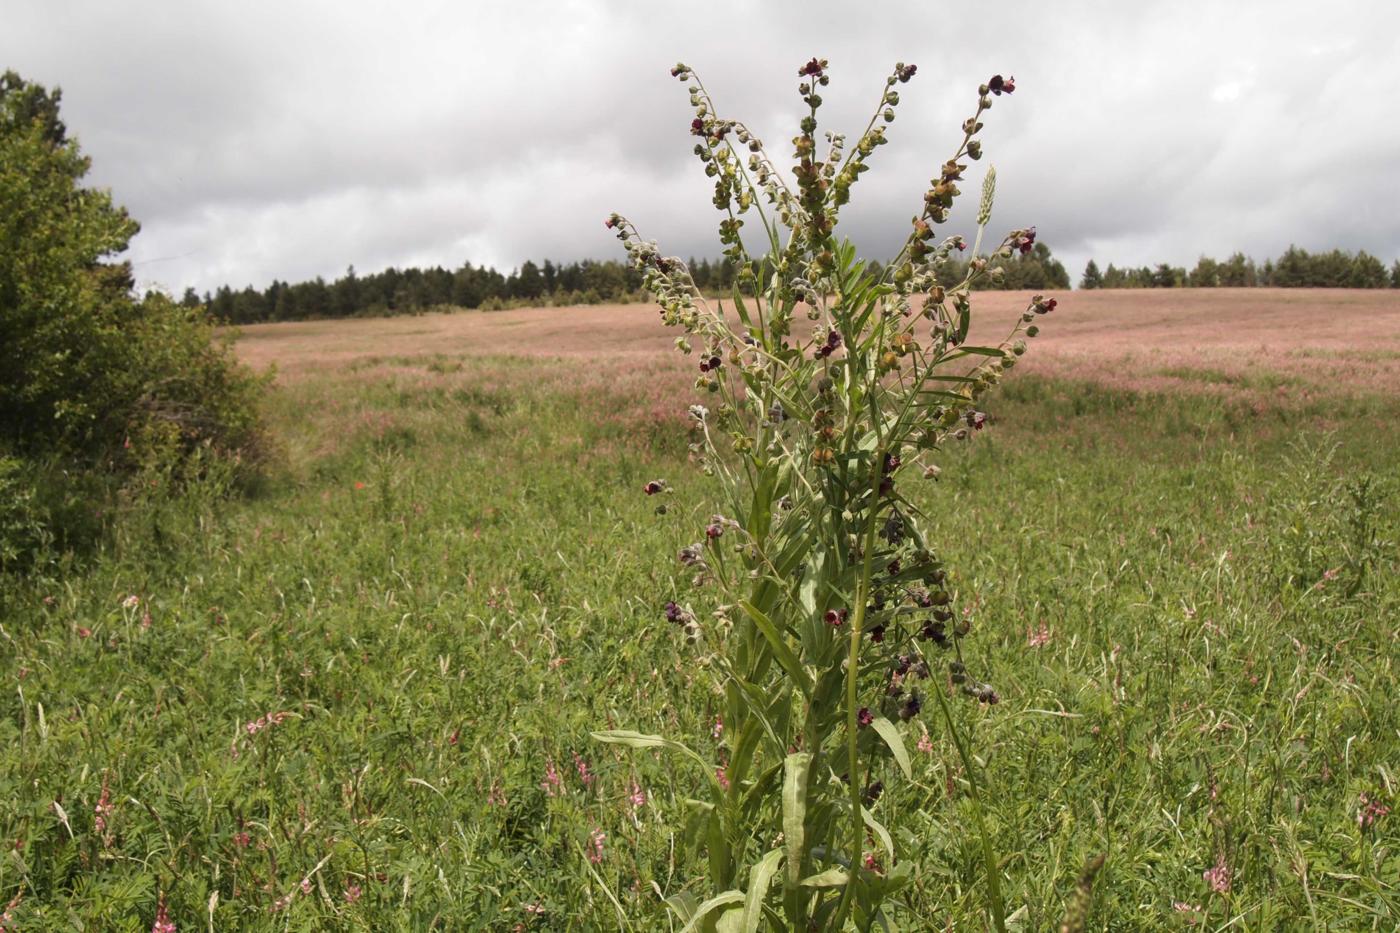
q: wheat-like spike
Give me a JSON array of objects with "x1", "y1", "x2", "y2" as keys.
[{"x1": 978, "y1": 165, "x2": 997, "y2": 227}]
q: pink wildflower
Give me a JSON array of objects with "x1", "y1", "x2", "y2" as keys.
[
  {"x1": 711, "y1": 715, "x2": 724, "y2": 740},
  {"x1": 716, "y1": 766, "x2": 730, "y2": 791},
  {"x1": 151, "y1": 893, "x2": 176, "y2": 933},
  {"x1": 1359, "y1": 792, "x2": 1390, "y2": 830},
  {"x1": 94, "y1": 778, "x2": 113, "y2": 836},
  {"x1": 917, "y1": 729, "x2": 934, "y2": 754},
  {"x1": 1202, "y1": 855, "x2": 1232, "y2": 894},
  {"x1": 586, "y1": 828, "x2": 606, "y2": 864},
  {"x1": 488, "y1": 781, "x2": 507, "y2": 807},
  {"x1": 541, "y1": 759, "x2": 563, "y2": 797},
  {"x1": 573, "y1": 752, "x2": 595, "y2": 788},
  {"x1": 233, "y1": 831, "x2": 251, "y2": 849},
  {"x1": 1173, "y1": 901, "x2": 1202, "y2": 924},
  {"x1": 343, "y1": 884, "x2": 362, "y2": 904},
  {"x1": 522, "y1": 902, "x2": 546, "y2": 915},
  {"x1": 300, "y1": 878, "x2": 312, "y2": 895},
  {"x1": 1026, "y1": 621, "x2": 1051, "y2": 648},
  {"x1": 123, "y1": 594, "x2": 141, "y2": 610},
  {"x1": 628, "y1": 780, "x2": 647, "y2": 811},
  {"x1": 270, "y1": 892, "x2": 294, "y2": 913},
  {"x1": 1, "y1": 891, "x2": 23, "y2": 933}
]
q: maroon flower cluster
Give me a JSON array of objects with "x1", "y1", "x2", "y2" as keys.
[
  {"x1": 815, "y1": 329, "x2": 842, "y2": 359},
  {"x1": 1015, "y1": 226, "x2": 1037, "y2": 254},
  {"x1": 987, "y1": 74, "x2": 1016, "y2": 96},
  {"x1": 798, "y1": 57, "x2": 827, "y2": 78}
]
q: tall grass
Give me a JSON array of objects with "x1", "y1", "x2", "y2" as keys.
[{"x1": 0, "y1": 349, "x2": 1394, "y2": 928}]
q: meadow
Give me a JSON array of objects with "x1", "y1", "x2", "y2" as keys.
[{"x1": 1, "y1": 288, "x2": 1397, "y2": 930}]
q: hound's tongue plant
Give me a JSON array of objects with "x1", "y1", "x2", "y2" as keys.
[{"x1": 596, "y1": 58, "x2": 1054, "y2": 932}]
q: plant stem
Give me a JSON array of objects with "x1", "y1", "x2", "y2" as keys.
[
  {"x1": 834, "y1": 447, "x2": 886, "y2": 930},
  {"x1": 932, "y1": 683, "x2": 1006, "y2": 933}
]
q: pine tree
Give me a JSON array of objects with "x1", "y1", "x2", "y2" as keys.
[{"x1": 1080, "y1": 259, "x2": 1102, "y2": 290}]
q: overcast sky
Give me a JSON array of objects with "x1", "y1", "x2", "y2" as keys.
[{"x1": 6, "y1": 1, "x2": 1400, "y2": 293}]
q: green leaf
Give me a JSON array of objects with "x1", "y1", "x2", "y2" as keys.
[
  {"x1": 737, "y1": 600, "x2": 812, "y2": 696},
  {"x1": 870, "y1": 716, "x2": 912, "y2": 781},
  {"x1": 945, "y1": 345, "x2": 1007, "y2": 359},
  {"x1": 740, "y1": 848, "x2": 785, "y2": 932},
  {"x1": 731, "y1": 285, "x2": 753, "y2": 330},
  {"x1": 591, "y1": 731, "x2": 723, "y2": 793},
  {"x1": 799, "y1": 868, "x2": 849, "y2": 888},
  {"x1": 862, "y1": 805, "x2": 894, "y2": 859},
  {"x1": 679, "y1": 891, "x2": 745, "y2": 933},
  {"x1": 782, "y1": 752, "x2": 812, "y2": 887},
  {"x1": 665, "y1": 891, "x2": 700, "y2": 922}
]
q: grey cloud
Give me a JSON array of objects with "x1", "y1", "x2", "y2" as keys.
[{"x1": 4, "y1": 0, "x2": 1397, "y2": 293}]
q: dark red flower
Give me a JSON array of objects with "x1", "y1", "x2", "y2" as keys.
[
  {"x1": 825, "y1": 608, "x2": 848, "y2": 627},
  {"x1": 868, "y1": 624, "x2": 886, "y2": 643},
  {"x1": 643, "y1": 480, "x2": 665, "y2": 495},
  {"x1": 966, "y1": 410, "x2": 987, "y2": 431},
  {"x1": 857, "y1": 707, "x2": 874, "y2": 728},
  {"x1": 899, "y1": 691, "x2": 923, "y2": 721},
  {"x1": 896, "y1": 63, "x2": 917, "y2": 83},
  {"x1": 1017, "y1": 227, "x2": 1037, "y2": 254},
  {"x1": 706, "y1": 523, "x2": 723, "y2": 539},
  {"x1": 988, "y1": 74, "x2": 1015, "y2": 96},
  {"x1": 690, "y1": 118, "x2": 705, "y2": 136},
  {"x1": 799, "y1": 58, "x2": 825, "y2": 78},
  {"x1": 604, "y1": 216, "x2": 616, "y2": 229}
]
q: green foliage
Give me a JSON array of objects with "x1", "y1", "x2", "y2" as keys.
[
  {"x1": 0, "y1": 70, "x2": 268, "y2": 564},
  {"x1": 204, "y1": 257, "x2": 646, "y2": 323},
  {"x1": 1079, "y1": 259, "x2": 1102, "y2": 290},
  {"x1": 0, "y1": 358, "x2": 1395, "y2": 929}
]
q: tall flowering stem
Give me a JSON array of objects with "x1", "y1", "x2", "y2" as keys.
[{"x1": 596, "y1": 60, "x2": 1051, "y2": 931}]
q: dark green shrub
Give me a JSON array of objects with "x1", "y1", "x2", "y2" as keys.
[{"x1": 0, "y1": 70, "x2": 268, "y2": 564}]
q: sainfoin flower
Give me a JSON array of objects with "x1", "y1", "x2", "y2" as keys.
[
  {"x1": 151, "y1": 893, "x2": 176, "y2": 933},
  {"x1": 573, "y1": 752, "x2": 595, "y2": 788},
  {"x1": 94, "y1": 777, "x2": 113, "y2": 836},
  {"x1": 1358, "y1": 791, "x2": 1390, "y2": 829},
  {"x1": 541, "y1": 759, "x2": 563, "y2": 797},
  {"x1": 1202, "y1": 855, "x2": 1232, "y2": 894},
  {"x1": 586, "y1": 828, "x2": 606, "y2": 863},
  {"x1": 1026, "y1": 622, "x2": 1052, "y2": 648}
]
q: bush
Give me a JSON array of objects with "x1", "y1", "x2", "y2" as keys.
[{"x1": 0, "y1": 70, "x2": 268, "y2": 564}]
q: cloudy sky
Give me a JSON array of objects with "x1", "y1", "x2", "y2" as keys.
[{"x1": 6, "y1": 1, "x2": 1400, "y2": 293}]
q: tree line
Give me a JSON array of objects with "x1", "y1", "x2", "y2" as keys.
[
  {"x1": 1080, "y1": 247, "x2": 1400, "y2": 290},
  {"x1": 199, "y1": 242, "x2": 1076, "y2": 325}
]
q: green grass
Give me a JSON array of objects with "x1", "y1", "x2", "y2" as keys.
[{"x1": 1, "y1": 361, "x2": 1396, "y2": 930}]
